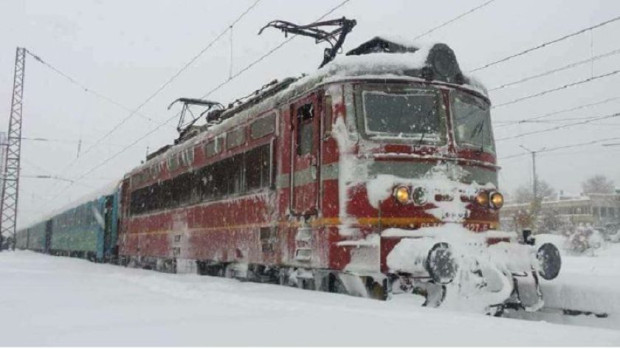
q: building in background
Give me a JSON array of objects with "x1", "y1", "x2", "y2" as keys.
[{"x1": 501, "y1": 191, "x2": 620, "y2": 235}]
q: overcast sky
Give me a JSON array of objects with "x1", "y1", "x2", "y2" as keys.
[{"x1": 1, "y1": 0, "x2": 620, "y2": 227}]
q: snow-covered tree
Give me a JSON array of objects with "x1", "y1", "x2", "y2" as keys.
[
  {"x1": 536, "y1": 208, "x2": 564, "y2": 234},
  {"x1": 512, "y1": 179, "x2": 556, "y2": 204},
  {"x1": 581, "y1": 174, "x2": 615, "y2": 195}
]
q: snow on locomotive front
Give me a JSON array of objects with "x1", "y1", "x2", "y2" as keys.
[{"x1": 325, "y1": 37, "x2": 561, "y2": 313}]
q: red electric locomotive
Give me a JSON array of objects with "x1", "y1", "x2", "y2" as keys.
[{"x1": 118, "y1": 18, "x2": 561, "y2": 313}]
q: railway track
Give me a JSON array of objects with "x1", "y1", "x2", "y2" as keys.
[
  {"x1": 504, "y1": 307, "x2": 617, "y2": 331},
  {"x1": 502, "y1": 252, "x2": 620, "y2": 331}
]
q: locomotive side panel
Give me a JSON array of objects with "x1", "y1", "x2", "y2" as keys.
[
  {"x1": 26, "y1": 221, "x2": 48, "y2": 252},
  {"x1": 15, "y1": 228, "x2": 29, "y2": 250},
  {"x1": 50, "y1": 200, "x2": 98, "y2": 258},
  {"x1": 119, "y1": 108, "x2": 282, "y2": 270}
]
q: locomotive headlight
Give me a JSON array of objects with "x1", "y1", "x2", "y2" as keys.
[
  {"x1": 394, "y1": 186, "x2": 410, "y2": 204},
  {"x1": 490, "y1": 192, "x2": 504, "y2": 209},
  {"x1": 431, "y1": 49, "x2": 458, "y2": 79},
  {"x1": 424, "y1": 43, "x2": 463, "y2": 84},
  {"x1": 412, "y1": 187, "x2": 427, "y2": 205},
  {"x1": 475, "y1": 191, "x2": 489, "y2": 206},
  {"x1": 536, "y1": 243, "x2": 561, "y2": 280}
]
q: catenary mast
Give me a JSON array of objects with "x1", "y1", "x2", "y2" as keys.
[{"x1": 0, "y1": 47, "x2": 26, "y2": 250}]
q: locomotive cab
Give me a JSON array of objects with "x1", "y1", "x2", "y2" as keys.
[{"x1": 321, "y1": 37, "x2": 560, "y2": 312}]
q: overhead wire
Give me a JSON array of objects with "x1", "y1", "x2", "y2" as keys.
[
  {"x1": 80, "y1": 0, "x2": 263, "y2": 156},
  {"x1": 412, "y1": 0, "x2": 496, "y2": 40},
  {"x1": 25, "y1": 50, "x2": 156, "y2": 124},
  {"x1": 27, "y1": 0, "x2": 264, "y2": 214},
  {"x1": 492, "y1": 69, "x2": 620, "y2": 109},
  {"x1": 27, "y1": 0, "x2": 264, "y2": 216},
  {"x1": 21, "y1": 136, "x2": 124, "y2": 147},
  {"x1": 81, "y1": 0, "x2": 354, "y2": 174},
  {"x1": 503, "y1": 117, "x2": 620, "y2": 124},
  {"x1": 200, "y1": 0, "x2": 352, "y2": 100},
  {"x1": 488, "y1": 47, "x2": 620, "y2": 92},
  {"x1": 496, "y1": 111, "x2": 620, "y2": 142},
  {"x1": 50, "y1": 0, "x2": 263, "y2": 176},
  {"x1": 500, "y1": 136, "x2": 620, "y2": 160},
  {"x1": 474, "y1": 16, "x2": 620, "y2": 182},
  {"x1": 493, "y1": 96, "x2": 620, "y2": 127},
  {"x1": 20, "y1": 158, "x2": 54, "y2": 177},
  {"x1": 470, "y1": 14, "x2": 620, "y2": 72},
  {"x1": 35, "y1": 0, "x2": 353, "y2": 214}
]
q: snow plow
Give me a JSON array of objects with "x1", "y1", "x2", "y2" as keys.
[{"x1": 384, "y1": 225, "x2": 561, "y2": 314}]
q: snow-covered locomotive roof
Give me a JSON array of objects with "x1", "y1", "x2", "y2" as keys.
[
  {"x1": 129, "y1": 37, "x2": 488, "y2": 176},
  {"x1": 324, "y1": 36, "x2": 487, "y2": 95},
  {"x1": 280, "y1": 36, "x2": 488, "y2": 100}
]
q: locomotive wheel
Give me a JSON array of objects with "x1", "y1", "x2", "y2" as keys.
[
  {"x1": 328, "y1": 273, "x2": 348, "y2": 294},
  {"x1": 223, "y1": 264, "x2": 235, "y2": 278},
  {"x1": 416, "y1": 282, "x2": 446, "y2": 308},
  {"x1": 487, "y1": 305, "x2": 505, "y2": 317},
  {"x1": 368, "y1": 281, "x2": 387, "y2": 300}
]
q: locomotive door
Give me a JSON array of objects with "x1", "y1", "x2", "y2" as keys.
[
  {"x1": 290, "y1": 94, "x2": 320, "y2": 216},
  {"x1": 44, "y1": 220, "x2": 52, "y2": 254},
  {"x1": 103, "y1": 195, "x2": 115, "y2": 261}
]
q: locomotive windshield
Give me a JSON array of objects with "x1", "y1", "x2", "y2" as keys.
[
  {"x1": 452, "y1": 90, "x2": 495, "y2": 154},
  {"x1": 359, "y1": 86, "x2": 444, "y2": 143}
]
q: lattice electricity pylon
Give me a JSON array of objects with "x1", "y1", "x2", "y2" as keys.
[{"x1": 0, "y1": 47, "x2": 26, "y2": 249}]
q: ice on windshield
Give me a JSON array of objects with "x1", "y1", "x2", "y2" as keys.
[
  {"x1": 361, "y1": 90, "x2": 442, "y2": 142},
  {"x1": 452, "y1": 91, "x2": 495, "y2": 154}
]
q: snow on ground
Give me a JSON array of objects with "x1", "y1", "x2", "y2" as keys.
[
  {"x1": 541, "y1": 243, "x2": 620, "y2": 314},
  {"x1": 1, "y1": 251, "x2": 620, "y2": 346},
  {"x1": 507, "y1": 243, "x2": 620, "y2": 329}
]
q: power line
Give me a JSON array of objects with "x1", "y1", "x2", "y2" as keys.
[
  {"x1": 413, "y1": 0, "x2": 496, "y2": 40},
  {"x1": 30, "y1": 0, "x2": 264, "y2": 212},
  {"x1": 20, "y1": 174, "x2": 75, "y2": 183},
  {"x1": 34, "y1": 0, "x2": 353, "y2": 215},
  {"x1": 20, "y1": 158, "x2": 54, "y2": 177},
  {"x1": 61, "y1": 0, "x2": 264, "y2": 169},
  {"x1": 500, "y1": 136, "x2": 620, "y2": 160},
  {"x1": 201, "y1": 37, "x2": 295, "y2": 99},
  {"x1": 25, "y1": 50, "x2": 156, "y2": 124},
  {"x1": 21, "y1": 136, "x2": 123, "y2": 147},
  {"x1": 503, "y1": 119, "x2": 612, "y2": 125},
  {"x1": 488, "y1": 47, "x2": 620, "y2": 91},
  {"x1": 471, "y1": 15, "x2": 620, "y2": 72},
  {"x1": 496, "y1": 111, "x2": 620, "y2": 142},
  {"x1": 494, "y1": 96, "x2": 620, "y2": 128},
  {"x1": 492, "y1": 69, "x2": 620, "y2": 109},
  {"x1": 503, "y1": 117, "x2": 620, "y2": 124},
  {"x1": 85, "y1": 0, "x2": 354, "y2": 174},
  {"x1": 200, "y1": 0, "x2": 352, "y2": 100}
]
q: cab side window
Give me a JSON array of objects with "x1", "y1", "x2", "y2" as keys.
[{"x1": 297, "y1": 103, "x2": 314, "y2": 155}]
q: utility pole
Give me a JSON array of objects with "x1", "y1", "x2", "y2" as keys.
[
  {"x1": 532, "y1": 151, "x2": 537, "y2": 201},
  {"x1": 0, "y1": 47, "x2": 26, "y2": 251},
  {"x1": 519, "y1": 145, "x2": 546, "y2": 233},
  {"x1": 519, "y1": 145, "x2": 543, "y2": 201}
]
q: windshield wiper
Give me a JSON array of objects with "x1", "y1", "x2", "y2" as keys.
[
  {"x1": 414, "y1": 129, "x2": 427, "y2": 151},
  {"x1": 469, "y1": 118, "x2": 486, "y2": 153}
]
